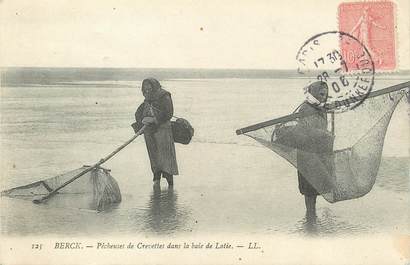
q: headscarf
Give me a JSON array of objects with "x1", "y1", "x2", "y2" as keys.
[
  {"x1": 304, "y1": 81, "x2": 328, "y2": 107},
  {"x1": 141, "y1": 78, "x2": 163, "y2": 101}
]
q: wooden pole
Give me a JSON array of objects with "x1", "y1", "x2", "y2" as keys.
[
  {"x1": 33, "y1": 126, "x2": 146, "y2": 204},
  {"x1": 236, "y1": 81, "x2": 410, "y2": 135}
]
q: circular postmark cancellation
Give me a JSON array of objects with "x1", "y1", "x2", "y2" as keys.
[{"x1": 296, "y1": 31, "x2": 375, "y2": 113}]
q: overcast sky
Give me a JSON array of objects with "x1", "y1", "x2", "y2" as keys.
[{"x1": 1, "y1": 0, "x2": 409, "y2": 69}]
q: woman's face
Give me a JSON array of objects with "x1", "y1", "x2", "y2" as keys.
[
  {"x1": 310, "y1": 83, "x2": 328, "y2": 103},
  {"x1": 317, "y1": 88, "x2": 328, "y2": 103},
  {"x1": 142, "y1": 82, "x2": 153, "y2": 97}
]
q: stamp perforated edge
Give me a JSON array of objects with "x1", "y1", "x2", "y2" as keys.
[{"x1": 336, "y1": 0, "x2": 400, "y2": 74}]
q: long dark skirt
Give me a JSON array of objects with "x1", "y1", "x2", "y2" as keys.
[
  {"x1": 144, "y1": 121, "x2": 179, "y2": 176},
  {"x1": 297, "y1": 171, "x2": 319, "y2": 196}
]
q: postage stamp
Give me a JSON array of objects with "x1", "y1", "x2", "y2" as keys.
[{"x1": 338, "y1": 1, "x2": 396, "y2": 71}]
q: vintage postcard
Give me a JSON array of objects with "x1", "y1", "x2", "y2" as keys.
[{"x1": 0, "y1": 0, "x2": 409, "y2": 264}]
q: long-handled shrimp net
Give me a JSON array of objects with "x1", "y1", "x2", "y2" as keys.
[
  {"x1": 236, "y1": 82, "x2": 409, "y2": 203},
  {"x1": 1, "y1": 127, "x2": 145, "y2": 211}
]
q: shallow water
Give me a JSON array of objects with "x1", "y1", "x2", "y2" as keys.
[{"x1": 1, "y1": 78, "x2": 409, "y2": 236}]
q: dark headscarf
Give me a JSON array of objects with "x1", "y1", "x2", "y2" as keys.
[{"x1": 141, "y1": 78, "x2": 166, "y2": 101}]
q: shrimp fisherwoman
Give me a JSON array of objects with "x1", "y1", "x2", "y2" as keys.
[
  {"x1": 133, "y1": 78, "x2": 179, "y2": 187},
  {"x1": 296, "y1": 81, "x2": 332, "y2": 220}
]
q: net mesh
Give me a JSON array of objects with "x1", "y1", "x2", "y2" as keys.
[
  {"x1": 1, "y1": 166, "x2": 122, "y2": 211},
  {"x1": 245, "y1": 89, "x2": 407, "y2": 203}
]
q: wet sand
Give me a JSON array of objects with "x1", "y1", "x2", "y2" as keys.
[{"x1": 1, "y1": 78, "x2": 409, "y2": 236}]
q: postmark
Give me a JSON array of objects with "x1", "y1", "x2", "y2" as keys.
[
  {"x1": 296, "y1": 31, "x2": 375, "y2": 113},
  {"x1": 339, "y1": 1, "x2": 396, "y2": 71}
]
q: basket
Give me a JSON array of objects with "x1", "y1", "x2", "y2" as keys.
[{"x1": 171, "y1": 118, "x2": 194, "y2": 145}]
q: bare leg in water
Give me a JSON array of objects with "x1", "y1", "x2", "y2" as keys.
[
  {"x1": 162, "y1": 172, "x2": 174, "y2": 186},
  {"x1": 305, "y1": 195, "x2": 317, "y2": 221},
  {"x1": 153, "y1": 172, "x2": 161, "y2": 187},
  {"x1": 153, "y1": 172, "x2": 173, "y2": 187}
]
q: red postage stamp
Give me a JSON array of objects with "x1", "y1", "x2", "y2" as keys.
[{"x1": 338, "y1": 1, "x2": 396, "y2": 71}]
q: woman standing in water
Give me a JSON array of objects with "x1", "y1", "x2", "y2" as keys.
[
  {"x1": 134, "y1": 78, "x2": 178, "y2": 187},
  {"x1": 296, "y1": 81, "x2": 332, "y2": 220}
]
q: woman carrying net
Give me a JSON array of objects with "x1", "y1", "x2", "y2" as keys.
[
  {"x1": 133, "y1": 78, "x2": 179, "y2": 187},
  {"x1": 296, "y1": 81, "x2": 333, "y2": 220}
]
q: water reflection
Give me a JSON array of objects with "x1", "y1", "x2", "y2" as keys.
[
  {"x1": 301, "y1": 215, "x2": 319, "y2": 236},
  {"x1": 293, "y1": 208, "x2": 370, "y2": 236},
  {"x1": 144, "y1": 185, "x2": 191, "y2": 234}
]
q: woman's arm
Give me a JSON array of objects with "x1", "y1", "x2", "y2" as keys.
[
  {"x1": 296, "y1": 103, "x2": 310, "y2": 128},
  {"x1": 132, "y1": 103, "x2": 145, "y2": 132},
  {"x1": 155, "y1": 94, "x2": 174, "y2": 125}
]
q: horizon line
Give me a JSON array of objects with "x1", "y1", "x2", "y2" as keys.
[
  {"x1": 2, "y1": 66, "x2": 410, "y2": 72},
  {"x1": 0, "y1": 66, "x2": 298, "y2": 71}
]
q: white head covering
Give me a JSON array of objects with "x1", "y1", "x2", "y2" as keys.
[{"x1": 303, "y1": 81, "x2": 328, "y2": 108}]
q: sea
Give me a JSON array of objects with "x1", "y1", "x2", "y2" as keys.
[{"x1": 0, "y1": 68, "x2": 409, "y2": 237}]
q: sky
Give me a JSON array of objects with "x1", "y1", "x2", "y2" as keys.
[{"x1": 1, "y1": 0, "x2": 409, "y2": 69}]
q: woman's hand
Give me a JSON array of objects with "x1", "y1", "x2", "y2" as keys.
[{"x1": 142, "y1": 116, "x2": 157, "y2": 125}]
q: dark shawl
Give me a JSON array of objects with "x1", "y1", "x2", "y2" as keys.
[
  {"x1": 134, "y1": 78, "x2": 178, "y2": 176},
  {"x1": 296, "y1": 81, "x2": 332, "y2": 195}
]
